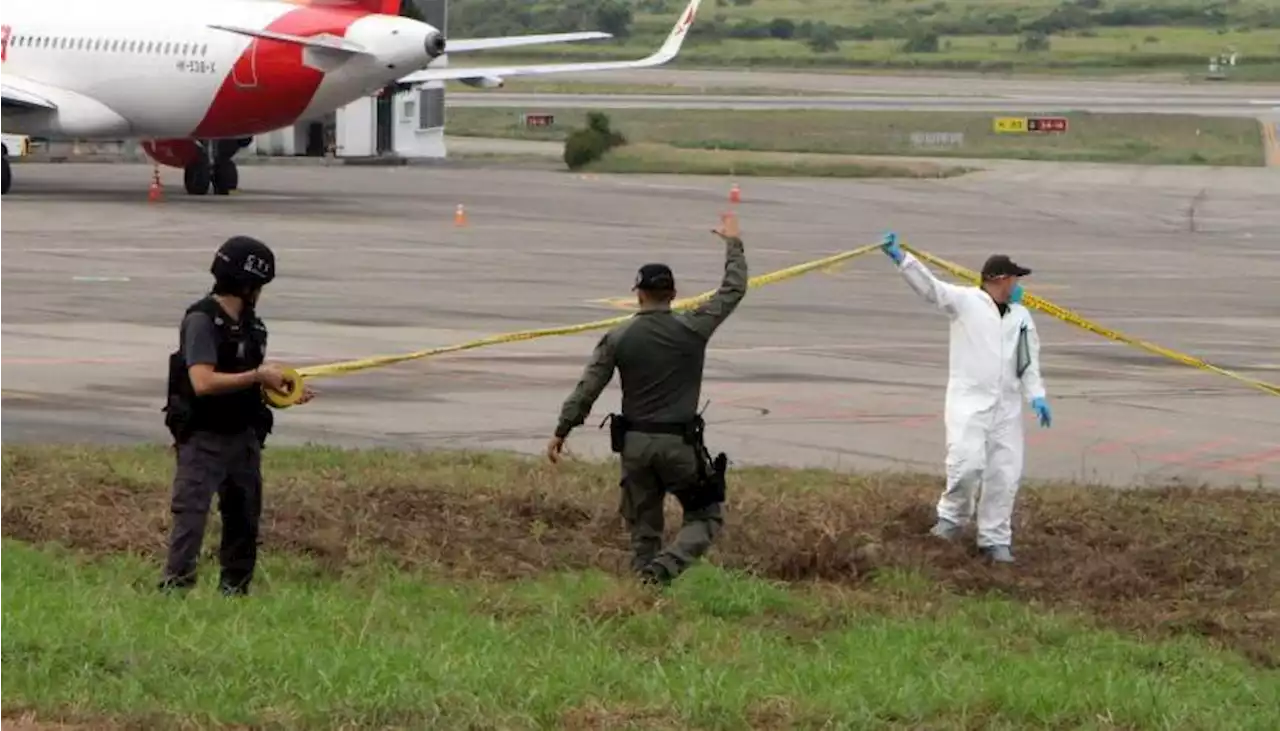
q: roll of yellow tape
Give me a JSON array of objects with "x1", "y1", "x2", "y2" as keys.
[{"x1": 262, "y1": 368, "x2": 305, "y2": 409}]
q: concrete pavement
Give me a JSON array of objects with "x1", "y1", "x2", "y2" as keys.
[
  {"x1": 540, "y1": 68, "x2": 1280, "y2": 102},
  {"x1": 449, "y1": 92, "x2": 1279, "y2": 117},
  {"x1": 2, "y1": 162, "x2": 1278, "y2": 488}
]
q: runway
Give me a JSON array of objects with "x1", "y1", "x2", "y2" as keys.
[
  {"x1": 450, "y1": 92, "x2": 1279, "y2": 117},
  {"x1": 3, "y1": 161, "x2": 1279, "y2": 489},
  {"x1": 459, "y1": 69, "x2": 1280, "y2": 117}
]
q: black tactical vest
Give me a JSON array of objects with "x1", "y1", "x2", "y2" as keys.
[{"x1": 163, "y1": 296, "x2": 271, "y2": 440}]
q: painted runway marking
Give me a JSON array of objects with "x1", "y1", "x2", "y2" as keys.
[
  {"x1": 1149, "y1": 438, "x2": 1239, "y2": 466},
  {"x1": 1086, "y1": 428, "x2": 1175, "y2": 455},
  {"x1": 1192, "y1": 447, "x2": 1280, "y2": 474}
]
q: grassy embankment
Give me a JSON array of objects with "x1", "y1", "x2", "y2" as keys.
[
  {"x1": 4, "y1": 445, "x2": 1279, "y2": 728},
  {"x1": 456, "y1": 0, "x2": 1280, "y2": 79},
  {"x1": 447, "y1": 107, "x2": 1267, "y2": 170}
]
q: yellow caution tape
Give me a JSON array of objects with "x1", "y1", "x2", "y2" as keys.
[
  {"x1": 264, "y1": 242, "x2": 882, "y2": 408},
  {"x1": 901, "y1": 244, "x2": 1280, "y2": 397},
  {"x1": 261, "y1": 368, "x2": 305, "y2": 409}
]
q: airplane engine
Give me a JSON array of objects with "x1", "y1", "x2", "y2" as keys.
[
  {"x1": 458, "y1": 76, "x2": 505, "y2": 89},
  {"x1": 141, "y1": 139, "x2": 203, "y2": 169}
]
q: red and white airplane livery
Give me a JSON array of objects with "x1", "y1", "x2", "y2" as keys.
[{"x1": 0, "y1": 0, "x2": 702, "y2": 196}]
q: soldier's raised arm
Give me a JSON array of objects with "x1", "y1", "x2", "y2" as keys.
[{"x1": 679, "y1": 211, "x2": 748, "y2": 340}]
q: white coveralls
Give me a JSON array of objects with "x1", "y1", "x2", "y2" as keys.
[{"x1": 894, "y1": 252, "x2": 1046, "y2": 548}]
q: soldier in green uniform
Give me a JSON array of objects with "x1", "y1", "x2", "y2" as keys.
[{"x1": 547, "y1": 211, "x2": 749, "y2": 586}]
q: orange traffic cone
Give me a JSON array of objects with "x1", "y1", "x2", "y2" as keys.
[
  {"x1": 729, "y1": 183, "x2": 741, "y2": 204},
  {"x1": 148, "y1": 167, "x2": 162, "y2": 202},
  {"x1": 454, "y1": 203, "x2": 467, "y2": 227}
]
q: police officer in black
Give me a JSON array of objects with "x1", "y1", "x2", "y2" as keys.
[{"x1": 158, "y1": 236, "x2": 312, "y2": 595}]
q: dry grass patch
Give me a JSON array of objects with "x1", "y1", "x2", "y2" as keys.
[{"x1": 4, "y1": 445, "x2": 1278, "y2": 666}]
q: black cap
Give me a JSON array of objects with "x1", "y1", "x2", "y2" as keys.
[
  {"x1": 634, "y1": 263, "x2": 675, "y2": 291},
  {"x1": 981, "y1": 254, "x2": 1031, "y2": 280}
]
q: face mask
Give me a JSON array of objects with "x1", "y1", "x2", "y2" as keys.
[{"x1": 1010, "y1": 284, "x2": 1024, "y2": 304}]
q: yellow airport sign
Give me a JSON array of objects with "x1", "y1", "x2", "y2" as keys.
[{"x1": 994, "y1": 117, "x2": 1028, "y2": 133}]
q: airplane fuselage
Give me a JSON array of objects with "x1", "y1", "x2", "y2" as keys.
[{"x1": 0, "y1": 0, "x2": 442, "y2": 140}]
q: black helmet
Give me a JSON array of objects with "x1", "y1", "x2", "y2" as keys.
[{"x1": 211, "y1": 236, "x2": 275, "y2": 288}]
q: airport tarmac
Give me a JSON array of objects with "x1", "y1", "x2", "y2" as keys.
[
  {"x1": 460, "y1": 69, "x2": 1280, "y2": 117},
  {"x1": 548, "y1": 69, "x2": 1280, "y2": 102},
  {"x1": 449, "y1": 92, "x2": 1279, "y2": 117},
  {"x1": 3, "y1": 161, "x2": 1278, "y2": 489}
]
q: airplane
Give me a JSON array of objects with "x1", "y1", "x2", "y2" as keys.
[{"x1": 0, "y1": 0, "x2": 702, "y2": 196}]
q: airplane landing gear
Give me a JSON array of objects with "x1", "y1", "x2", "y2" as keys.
[
  {"x1": 212, "y1": 157, "x2": 238, "y2": 196},
  {"x1": 184, "y1": 161, "x2": 211, "y2": 195},
  {"x1": 183, "y1": 138, "x2": 248, "y2": 196}
]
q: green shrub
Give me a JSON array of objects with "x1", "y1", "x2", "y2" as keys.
[{"x1": 563, "y1": 112, "x2": 627, "y2": 170}]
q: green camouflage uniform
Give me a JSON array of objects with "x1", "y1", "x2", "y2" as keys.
[{"x1": 555, "y1": 236, "x2": 748, "y2": 582}]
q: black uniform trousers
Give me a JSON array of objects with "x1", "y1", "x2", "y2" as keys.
[{"x1": 161, "y1": 428, "x2": 263, "y2": 593}]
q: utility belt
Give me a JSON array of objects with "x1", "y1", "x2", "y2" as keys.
[{"x1": 600, "y1": 412, "x2": 728, "y2": 511}]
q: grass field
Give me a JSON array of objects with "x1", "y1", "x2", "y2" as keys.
[
  {"x1": 454, "y1": 0, "x2": 1280, "y2": 78},
  {"x1": 447, "y1": 108, "x2": 1268, "y2": 166},
  {"x1": 584, "y1": 142, "x2": 974, "y2": 177},
  {"x1": 4, "y1": 445, "x2": 1279, "y2": 728}
]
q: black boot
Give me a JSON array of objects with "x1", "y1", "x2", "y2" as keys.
[{"x1": 638, "y1": 562, "x2": 672, "y2": 588}]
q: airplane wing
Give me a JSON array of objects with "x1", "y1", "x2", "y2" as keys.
[
  {"x1": 446, "y1": 32, "x2": 612, "y2": 54},
  {"x1": 2, "y1": 76, "x2": 59, "y2": 110},
  {"x1": 208, "y1": 24, "x2": 371, "y2": 55},
  {"x1": 398, "y1": 0, "x2": 701, "y2": 86}
]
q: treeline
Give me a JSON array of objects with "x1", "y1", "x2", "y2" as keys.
[
  {"x1": 692, "y1": 1, "x2": 1280, "y2": 46},
  {"x1": 442, "y1": 0, "x2": 635, "y2": 38},
  {"x1": 440, "y1": 0, "x2": 1280, "y2": 46}
]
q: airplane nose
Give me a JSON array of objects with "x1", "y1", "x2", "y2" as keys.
[{"x1": 424, "y1": 31, "x2": 446, "y2": 58}]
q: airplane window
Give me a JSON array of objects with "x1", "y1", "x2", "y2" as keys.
[
  {"x1": 163, "y1": 42, "x2": 171, "y2": 54},
  {"x1": 201, "y1": 44, "x2": 208, "y2": 56}
]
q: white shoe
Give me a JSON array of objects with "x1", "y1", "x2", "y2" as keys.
[
  {"x1": 980, "y1": 545, "x2": 1015, "y2": 564},
  {"x1": 929, "y1": 519, "x2": 962, "y2": 540}
]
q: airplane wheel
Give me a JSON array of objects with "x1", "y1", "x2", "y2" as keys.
[
  {"x1": 2, "y1": 157, "x2": 11, "y2": 196},
  {"x1": 184, "y1": 162, "x2": 211, "y2": 195},
  {"x1": 212, "y1": 159, "x2": 238, "y2": 195}
]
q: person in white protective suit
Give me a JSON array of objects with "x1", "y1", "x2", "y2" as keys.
[{"x1": 879, "y1": 232, "x2": 1052, "y2": 564}]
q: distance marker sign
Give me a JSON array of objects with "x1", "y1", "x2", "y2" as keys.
[
  {"x1": 993, "y1": 117, "x2": 1027, "y2": 133},
  {"x1": 1028, "y1": 117, "x2": 1068, "y2": 132},
  {"x1": 993, "y1": 116, "x2": 1069, "y2": 134}
]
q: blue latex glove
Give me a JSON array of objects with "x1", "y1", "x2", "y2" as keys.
[
  {"x1": 881, "y1": 231, "x2": 904, "y2": 264},
  {"x1": 1031, "y1": 397, "x2": 1052, "y2": 428},
  {"x1": 1010, "y1": 283, "x2": 1024, "y2": 304}
]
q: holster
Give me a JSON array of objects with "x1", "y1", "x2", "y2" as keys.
[
  {"x1": 600, "y1": 413, "x2": 630, "y2": 454},
  {"x1": 163, "y1": 395, "x2": 193, "y2": 446},
  {"x1": 604, "y1": 413, "x2": 730, "y2": 510},
  {"x1": 682, "y1": 419, "x2": 728, "y2": 512},
  {"x1": 253, "y1": 403, "x2": 275, "y2": 448}
]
